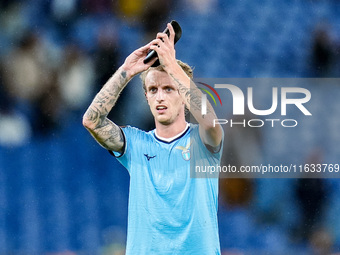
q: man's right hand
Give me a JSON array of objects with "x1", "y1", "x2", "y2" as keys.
[
  {"x1": 122, "y1": 43, "x2": 157, "y2": 79},
  {"x1": 83, "y1": 42, "x2": 158, "y2": 153}
]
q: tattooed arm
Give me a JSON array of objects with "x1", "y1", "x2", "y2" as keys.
[
  {"x1": 82, "y1": 43, "x2": 156, "y2": 152},
  {"x1": 149, "y1": 23, "x2": 223, "y2": 147},
  {"x1": 82, "y1": 68, "x2": 129, "y2": 152},
  {"x1": 175, "y1": 72, "x2": 222, "y2": 147},
  {"x1": 170, "y1": 65, "x2": 222, "y2": 148}
]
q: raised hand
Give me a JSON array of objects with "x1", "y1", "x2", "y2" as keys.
[
  {"x1": 122, "y1": 42, "x2": 157, "y2": 78},
  {"x1": 149, "y1": 23, "x2": 177, "y2": 71}
]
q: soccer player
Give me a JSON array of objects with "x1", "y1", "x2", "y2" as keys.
[{"x1": 83, "y1": 23, "x2": 224, "y2": 254}]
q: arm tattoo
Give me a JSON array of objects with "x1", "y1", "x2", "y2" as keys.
[
  {"x1": 88, "y1": 70, "x2": 128, "y2": 126},
  {"x1": 84, "y1": 107, "x2": 100, "y2": 123},
  {"x1": 170, "y1": 74, "x2": 212, "y2": 115},
  {"x1": 84, "y1": 70, "x2": 129, "y2": 149},
  {"x1": 93, "y1": 118, "x2": 124, "y2": 150},
  {"x1": 169, "y1": 69, "x2": 222, "y2": 147}
]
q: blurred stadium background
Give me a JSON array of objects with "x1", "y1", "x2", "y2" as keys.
[{"x1": 0, "y1": 0, "x2": 340, "y2": 254}]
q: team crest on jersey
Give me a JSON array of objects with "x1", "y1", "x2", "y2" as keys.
[{"x1": 175, "y1": 141, "x2": 192, "y2": 161}]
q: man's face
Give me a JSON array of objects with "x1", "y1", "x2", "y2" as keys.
[{"x1": 145, "y1": 70, "x2": 185, "y2": 125}]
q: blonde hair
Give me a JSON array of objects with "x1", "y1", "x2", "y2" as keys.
[{"x1": 140, "y1": 60, "x2": 193, "y2": 93}]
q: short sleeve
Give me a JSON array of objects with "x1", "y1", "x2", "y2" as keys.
[{"x1": 108, "y1": 125, "x2": 145, "y2": 174}]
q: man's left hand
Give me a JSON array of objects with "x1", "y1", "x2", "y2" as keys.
[{"x1": 149, "y1": 23, "x2": 177, "y2": 71}]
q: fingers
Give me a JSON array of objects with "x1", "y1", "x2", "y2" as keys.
[
  {"x1": 149, "y1": 38, "x2": 163, "y2": 50},
  {"x1": 156, "y1": 32, "x2": 168, "y2": 44},
  {"x1": 147, "y1": 23, "x2": 176, "y2": 67},
  {"x1": 150, "y1": 38, "x2": 162, "y2": 45},
  {"x1": 149, "y1": 31, "x2": 176, "y2": 55},
  {"x1": 156, "y1": 23, "x2": 175, "y2": 45},
  {"x1": 149, "y1": 42, "x2": 160, "y2": 52},
  {"x1": 167, "y1": 23, "x2": 175, "y2": 44},
  {"x1": 139, "y1": 41, "x2": 153, "y2": 53},
  {"x1": 133, "y1": 41, "x2": 155, "y2": 59}
]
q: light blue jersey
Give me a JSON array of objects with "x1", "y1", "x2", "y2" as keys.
[{"x1": 111, "y1": 124, "x2": 223, "y2": 255}]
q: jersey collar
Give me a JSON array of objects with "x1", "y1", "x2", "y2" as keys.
[{"x1": 154, "y1": 123, "x2": 190, "y2": 144}]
